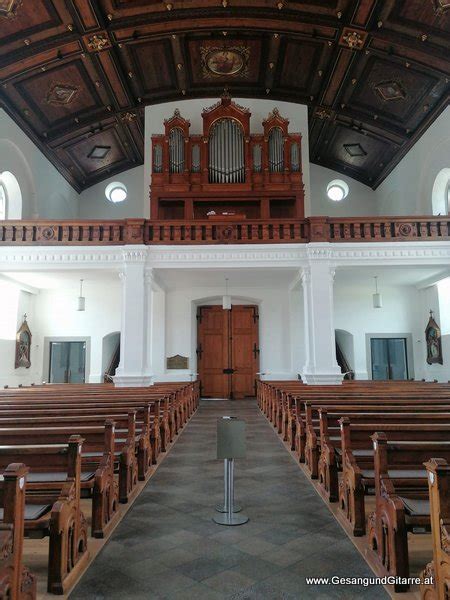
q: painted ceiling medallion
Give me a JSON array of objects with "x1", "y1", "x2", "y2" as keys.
[
  {"x1": 0, "y1": 0, "x2": 21, "y2": 18},
  {"x1": 87, "y1": 145, "x2": 111, "y2": 160},
  {"x1": 201, "y1": 46, "x2": 249, "y2": 78},
  {"x1": 432, "y1": 0, "x2": 450, "y2": 14},
  {"x1": 46, "y1": 83, "x2": 79, "y2": 106},
  {"x1": 343, "y1": 143, "x2": 367, "y2": 157},
  {"x1": 374, "y1": 80, "x2": 406, "y2": 102}
]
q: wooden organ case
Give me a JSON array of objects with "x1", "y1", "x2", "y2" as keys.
[{"x1": 150, "y1": 95, "x2": 304, "y2": 221}]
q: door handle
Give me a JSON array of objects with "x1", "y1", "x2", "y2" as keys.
[{"x1": 223, "y1": 368, "x2": 235, "y2": 374}]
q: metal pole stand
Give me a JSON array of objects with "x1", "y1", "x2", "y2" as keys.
[
  {"x1": 215, "y1": 459, "x2": 241, "y2": 513},
  {"x1": 213, "y1": 458, "x2": 248, "y2": 526}
]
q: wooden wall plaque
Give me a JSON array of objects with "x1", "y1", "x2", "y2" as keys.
[{"x1": 167, "y1": 355, "x2": 189, "y2": 369}]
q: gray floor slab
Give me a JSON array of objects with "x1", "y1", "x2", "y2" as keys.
[{"x1": 70, "y1": 399, "x2": 388, "y2": 599}]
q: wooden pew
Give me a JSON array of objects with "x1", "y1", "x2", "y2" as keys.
[
  {"x1": 0, "y1": 436, "x2": 89, "y2": 595},
  {"x1": 0, "y1": 402, "x2": 163, "y2": 459},
  {"x1": 302, "y1": 399, "x2": 450, "y2": 476},
  {"x1": 0, "y1": 463, "x2": 36, "y2": 600},
  {"x1": 368, "y1": 431, "x2": 450, "y2": 592},
  {"x1": 0, "y1": 423, "x2": 119, "y2": 538},
  {"x1": 318, "y1": 409, "x2": 450, "y2": 504},
  {"x1": 420, "y1": 458, "x2": 450, "y2": 600},
  {"x1": 0, "y1": 395, "x2": 174, "y2": 450}
]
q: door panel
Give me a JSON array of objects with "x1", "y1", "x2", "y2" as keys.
[
  {"x1": 370, "y1": 338, "x2": 408, "y2": 381},
  {"x1": 370, "y1": 338, "x2": 389, "y2": 380},
  {"x1": 387, "y1": 338, "x2": 408, "y2": 380},
  {"x1": 49, "y1": 341, "x2": 86, "y2": 383},
  {"x1": 197, "y1": 306, "x2": 229, "y2": 398},
  {"x1": 197, "y1": 305, "x2": 259, "y2": 399},
  {"x1": 230, "y1": 306, "x2": 259, "y2": 398}
]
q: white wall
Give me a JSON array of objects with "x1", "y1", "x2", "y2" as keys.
[
  {"x1": 0, "y1": 289, "x2": 36, "y2": 387},
  {"x1": 33, "y1": 281, "x2": 121, "y2": 383},
  {"x1": 376, "y1": 106, "x2": 450, "y2": 216},
  {"x1": 145, "y1": 97, "x2": 311, "y2": 216},
  {"x1": 78, "y1": 166, "x2": 145, "y2": 219},
  {"x1": 415, "y1": 284, "x2": 449, "y2": 382},
  {"x1": 154, "y1": 284, "x2": 301, "y2": 382},
  {"x1": 334, "y1": 279, "x2": 418, "y2": 380},
  {"x1": 310, "y1": 163, "x2": 378, "y2": 216},
  {"x1": 0, "y1": 109, "x2": 78, "y2": 219},
  {"x1": 334, "y1": 276, "x2": 450, "y2": 382},
  {"x1": 0, "y1": 277, "x2": 121, "y2": 386}
]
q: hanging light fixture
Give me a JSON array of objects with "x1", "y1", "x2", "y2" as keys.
[
  {"x1": 77, "y1": 279, "x2": 86, "y2": 312},
  {"x1": 372, "y1": 276, "x2": 382, "y2": 308},
  {"x1": 222, "y1": 277, "x2": 231, "y2": 310}
]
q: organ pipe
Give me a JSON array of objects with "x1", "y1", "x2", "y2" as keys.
[
  {"x1": 208, "y1": 118, "x2": 245, "y2": 183},
  {"x1": 268, "y1": 127, "x2": 284, "y2": 172},
  {"x1": 169, "y1": 127, "x2": 184, "y2": 173}
]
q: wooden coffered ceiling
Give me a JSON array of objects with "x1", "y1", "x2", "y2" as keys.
[{"x1": 0, "y1": 1, "x2": 449, "y2": 192}]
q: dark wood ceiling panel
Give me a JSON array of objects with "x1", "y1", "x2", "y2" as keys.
[
  {"x1": 383, "y1": 0, "x2": 450, "y2": 39},
  {"x1": 123, "y1": 38, "x2": 178, "y2": 98},
  {"x1": 65, "y1": 126, "x2": 127, "y2": 176},
  {"x1": 314, "y1": 121, "x2": 398, "y2": 185},
  {"x1": 0, "y1": 0, "x2": 448, "y2": 192},
  {"x1": 345, "y1": 56, "x2": 440, "y2": 129},
  {"x1": 277, "y1": 39, "x2": 326, "y2": 97},
  {"x1": 14, "y1": 60, "x2": 101, "y2": 130}
]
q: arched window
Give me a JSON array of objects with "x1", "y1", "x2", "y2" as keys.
[
  {"x1": 268, "y1": 127, "x2": 284, "y2": 172},
  {"x1": 0, "y1": 171, "x2": 21, "y2": 219},
  {"x1": 169, "y1": 127, "x2": 185, "y2": 173},
  {"x1": 208, "y1": 118, "x2": 244, "y2": 183},
  {"x1": 447, "y1": 180, "x2": 450, "y2": 214},
  {"x1": 431, "y1": 168, "x2": 450, "y2": 215},
  {"x1": 0, "y1": 182, "x2": 6, "y2": 220}
]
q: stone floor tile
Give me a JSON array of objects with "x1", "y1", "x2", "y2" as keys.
[{"x1": 69, "y1": 400, "x2": 388, "y2": 600}]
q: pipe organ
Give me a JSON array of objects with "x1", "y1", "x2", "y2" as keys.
[
  {"x1": 151, "y1": 94, "x2": 304, "y2": 220},
  {"x1": 209, "y1": 119, "x2": 245, "y2": 184}
]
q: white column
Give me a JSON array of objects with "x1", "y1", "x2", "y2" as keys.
[
  {"x1": 301, "y1": 261, "x2": 343, "y2": 385},
  {"x1": 112, "y1": 252, "x2": 153, "y2": 387}
]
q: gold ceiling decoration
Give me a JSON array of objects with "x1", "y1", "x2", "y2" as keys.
[{"x1": 200, "y1": 46, "x2": 250, "y2": 79}]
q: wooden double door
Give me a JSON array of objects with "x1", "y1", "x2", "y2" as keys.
[{"x1": 197, "y1": 305, "x2": 259, "y2": 399}]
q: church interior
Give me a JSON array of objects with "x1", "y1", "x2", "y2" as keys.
[{"x1": 0, "y1": 1, "x2": 449, "y2": 598}]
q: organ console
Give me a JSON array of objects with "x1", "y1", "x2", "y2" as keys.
[{"x1": 150, "y1": 93, "x2": 304, "y2": 221}]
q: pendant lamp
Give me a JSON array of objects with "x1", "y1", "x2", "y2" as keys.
[
  {"x1": 372, "y1": 276, "x2": 382, "y2": 309},
  {"x1": 77, "y1": 279, "x2": 86, "y2": 311}
]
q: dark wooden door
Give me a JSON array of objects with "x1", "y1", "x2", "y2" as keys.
[{"x1": 197, "y1": 305, "x2": 259, "y2": 399}]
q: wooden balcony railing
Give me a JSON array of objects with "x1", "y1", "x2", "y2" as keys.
[
  {"x1": 0, "y1": 216, "x2": 449, "y2": 246},
  {"x1": 146, "y1": 219, "x2": 309, "y2": 244}
]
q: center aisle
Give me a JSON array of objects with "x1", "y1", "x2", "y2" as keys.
[{"x1": 70, "y1": 400, "x2": 387, "y2": 599}]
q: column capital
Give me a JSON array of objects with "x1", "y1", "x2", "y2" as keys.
[{"x1": 300, "y1": 266, "x2": 310, "y2": 285}]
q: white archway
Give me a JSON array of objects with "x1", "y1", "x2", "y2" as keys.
[
  {"x1": 102, "y1": 332, "x2": 121, "y2": 380},
  {"x1": 0, "y1": 170, "x2": 22, "y2": 219},
  {"x1": 0, "y1": 139, "x2": 36, "y2": 217},
  {"x1": 432, "y1": 167, "x2": 450, "y2": 215},
  {"x1": 335, "y1": 329, "x2": 355, "y2": 378}
]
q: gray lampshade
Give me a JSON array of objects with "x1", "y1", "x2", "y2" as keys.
[
  {"x1": 77, "y1": 279, "x2": 85, "y2": 311},
  {"x1": 372, "y1": 292, "x2": 382, "y2": 309}
]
